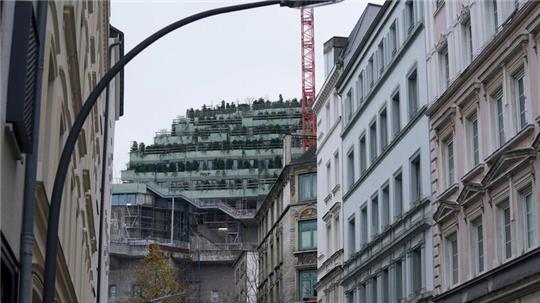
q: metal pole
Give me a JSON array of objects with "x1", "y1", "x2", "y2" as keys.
[
  {"x1": 41, "y1": 2, "x2": 280, "y2": 302},
  {"x1": 18, "y1": 2, "x2": 48, "y2": 302},
  {"x1": 170, "y1": 197, "x2": 174, "y2": 244}
]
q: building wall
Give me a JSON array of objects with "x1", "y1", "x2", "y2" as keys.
[
  {"x1": 425, "y1": 1, "x2": 540, "y2": 301},
  {"x1": 234, "y1": 251, "x2": 258, "y2": 303},
  {"x1": 338, "y1": 1, "x2": 433, "y2": 302},
  {"x1": 1, "y1": 1, "x2": 120, "y2": 302},
  {"x1": 314, "y1": 41, "x2": 344, "y2": 303},
  {"x1": 257, "y1": 154, "x2": 318, "y2": 303}
]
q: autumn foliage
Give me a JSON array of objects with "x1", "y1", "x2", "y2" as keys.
[{"x1": 133, "y1": 245, "x2": 188, "y2": 303}]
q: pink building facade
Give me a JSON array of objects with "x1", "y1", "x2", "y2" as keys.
[{"x1": 425, "y1": 0, "x2": 540, "y2": 301}]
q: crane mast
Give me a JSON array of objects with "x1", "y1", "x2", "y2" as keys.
[{"x1": 300, "y1": 7, "x2": 316, "y2": 150}]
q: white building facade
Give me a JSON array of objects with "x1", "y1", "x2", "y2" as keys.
[
  {"x1": 314, "y1": 36, "x2": 347, "y2": 303},
  {"x1": 337, "y1": 1, "x2": 433, "y2": 302}
]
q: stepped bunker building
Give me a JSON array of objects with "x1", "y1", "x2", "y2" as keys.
[{"x1": 108, "y1": 98, "x2": 303, "y2": 303}]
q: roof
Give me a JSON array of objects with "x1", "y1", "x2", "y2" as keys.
[
  {"x1": 339, "y1": 3, "x2": 382, "y2": 69},
  {"x1": 291, "y1": 145, "x2": 316, "y2": 165}
]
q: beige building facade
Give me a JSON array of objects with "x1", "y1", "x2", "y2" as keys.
[
  {"x1": 257, "y1": 143, "x2": 318, "y2": 303},
  {"x1": 425, "y1": 0, "x2": 540, "y2": 301},
  {"x1": 1, "y1": 1, "x2": 122, "y2": 302}
]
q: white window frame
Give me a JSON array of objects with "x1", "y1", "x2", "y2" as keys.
[
  {"x1": 470, "y1": 215, "x2": 485, "y2": 276},
  {"x1": 445, "y1": 232, "x2": 459, "y2": 288},
  {"x1": 512, "y1": 68, "x2": 528, "y2": 130},
  {"x1": 466, "y1": 112, "x2": 480, "y2": 169}
]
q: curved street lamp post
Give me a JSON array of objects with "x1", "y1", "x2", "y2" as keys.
[{"x1": 40, "y1": 1, "x2": 340, "y2": 302}]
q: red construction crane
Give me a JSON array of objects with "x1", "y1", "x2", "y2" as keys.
[{"x1": 300, "y1": 7, "x2": 316, "y2": 150}]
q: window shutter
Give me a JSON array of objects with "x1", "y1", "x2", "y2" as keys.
[{"x1": 6, "y1": 2, "x2": 40, "y2": 153}]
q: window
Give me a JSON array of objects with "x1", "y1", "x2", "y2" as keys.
[
  {"x1": 499, "y1": 202, "x2": 512, "y2": 259},
  {"x1": 471, "y1": 218, "x2": 484, "y2": 274},
  {"x1": 406, "y1": 0, "x2": 415, "y2": 33},
  {"x1": 357, "y1": 72, "x2": 364, "y2": 105},
  {"x1": 359, "y1": 284, "x2": 367, "y2": 303},
  {"x1": 299, "y1": 173, "x2": 316, "y2": 201},
  {"x1": 393, "y1": 171, "x2": 403, "y2": 219},
  {"x1": 325, "y1": 102, "x2": 331, "y2": 132},
  {"x1": 446, "y1": 233, "x2": 458, "y2": 286},
  {"x1": 347, "y1": 149, "x2": 355, "y2": 189},
  {"x1": 368, "y1": 57, "x2": 374, "y2": 88},
  {"x1": 378, "y1": 41, "x2": 385, "y2": 75},
  {"x1": 360, "y1": 206, "x2": 368, "y2": 246},
  {"x1": 464, "y1": 21, "x2": 473, "y2": 63},
  {"x1": 109, "y1": 285, "x2": 117, "y2": 298},
  {"x1": 520, "y1": 186, "x2": 535, "y2": 249},
  {"x1": 442, "y1": 137, "x2": 455, "y2": 188},
  {"x1": 372, "y1": 277, "x2": 378, "y2": 303},
  {"x1": 491, "y1": 0, "x2": 499, "y2": 32},
  {"x1": 513, "y1": 70, "x2": 528, "y2": 129},
  {"x1": 412, "y1": 247, "x2": 422, "y2": 293},
  {"x1": 390, "y1": 20, "x2": 398, "y2": 56},
  {"x1": 299, "y1": 270, "x2": 317, "y2": 300},
  {"x1": 346, "y1": 291, "x2": 355, "y2": 303},
  {"x1": 2, "y1": 239, "x2": 19, "y2": 303},
  {"x1": 466, "y1": 113, "x2": 480, "y2": 168},
  {"x1": 410, "y1": 154, "x2": 422, "y2": 203},
  {"x1": 359, "y1": 134, "x2": 367, "y2": 174},
  {"x1": 380, "y1": 107, "x2": 388, "y2": 150},
  {"x1": 395, "y1": 259, "x2": 403, "y2": 301},
  {"x1": 371, "y1": 194, "x2": 379, "y2": 237},
  {"x1": 345, "y1": 89, "x2": 353, "y2": 122},
  {"x1": 326, "y1": 223, "x2": 332, "y2": 255},
  {"x1": 382, "y1": 268, "x2": 389, "y2": 303},
  {"x1": 211, "y1": 290, "x2": 219, "y2": 302},
  {"x1": 369, "y1": 120, "x2": 377, "y2": 162},
  {"x1": 382, "y1": 185, "x2": 390, "y2": 228},
  {"x1": 348, "y1": 217, "x2": 356, "y2": 256},
  {"x1": 299, "y1": 219, "x2": 317, "y2": 250},
  {"x1": 391, "y1": 90, "x2": 401, "y2": 138},
  {"x1": 326, "y1": 162, "x2": 332, "y2": 193},
  {"x1": 408, "y1": 68, "x2": 418, "y2": 117},
  {"x1": 493, "y1": 90, "x2": 505, "y2": 147},
  {"x1": 334, "y1": 153, "x2": 340, "y2": 188},
  {"x1": 334, "y1": 216, "x2": 340, "y2": 254},
  {"x1": 441, "y1": 47, "x2": 450, "y2": 89}
]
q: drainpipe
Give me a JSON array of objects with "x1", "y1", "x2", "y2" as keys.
[
  {"x1": 18, "y1": 1, "x2": 48, "y2": 303},
  {"x1": 96, "y1": 27, "x2": 124, "y2": 303}
]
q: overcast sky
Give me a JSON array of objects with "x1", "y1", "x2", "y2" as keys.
[{"x1": 110, "y1": 0, "x2": 381, "y2": 181}]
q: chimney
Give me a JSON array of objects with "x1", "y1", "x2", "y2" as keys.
[
  {"x1": 282, "y1": 135, "x2": 292, "y2": 166},
  {"x1": 323, "y1": 36, "x2": 347, "y2": 77}
]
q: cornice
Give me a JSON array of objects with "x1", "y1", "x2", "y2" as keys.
[{"x1": 313, "y1": 66, "x2": 341, "y2": 113}]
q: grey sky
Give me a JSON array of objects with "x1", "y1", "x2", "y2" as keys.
[{"x1": 110, "y1": 0, "x2": 380, "y2": 180}]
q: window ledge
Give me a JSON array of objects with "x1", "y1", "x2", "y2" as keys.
[
  {"x1": 485, "y1": 124, "x2": 534, "y2": 165},
  {"x1": 461, "y1": 164, "x2": 485, "y2": 183},
  {"x1": 324, "y1": 193, "x2": 332, "y2": 203},
  {"x1": 331, "y1": 183, "x2": 340, "y2": 194},
  {"x1": 293, "y1": 249, "x2": 317, "y2": 255},
  {"x1": 436, "y1": 183, "x2": 460, "y2": 202}
]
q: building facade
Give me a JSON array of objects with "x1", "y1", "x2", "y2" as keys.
[
  {"x1": 313, "y1": 36, "x2": 347, "y2": 303},
  {"x1": 257, "y1": 142, "x2": 318, "y2": 303},
  {"x1": 233, "y1": 250, "x2": 259, "y2": 303},
  {"x1": 425, "y1": 0, "x2": 540, "y2": 301},
  {"x1": 337, "y1": 1, "x2": 433, "y2": 302},
  {"x1": 1, "y1": 1, "x2": 122, "y2": 302},
  {"x1": 109, "y1": 100, "x2": 303, "y2": 303}
]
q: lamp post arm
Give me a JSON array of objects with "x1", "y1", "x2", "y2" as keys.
[{"x1": 41, "y1": 1, "x2": 280, "y2": 302}]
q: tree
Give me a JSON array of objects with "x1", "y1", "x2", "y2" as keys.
[{"x1": 133, "y1": 245, "x2": 188, "y2": 303}]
